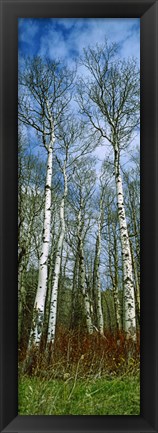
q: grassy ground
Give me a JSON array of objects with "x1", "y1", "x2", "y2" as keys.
[{"x1": 19, "y1": 373, "x2": 140, "y2": 415}]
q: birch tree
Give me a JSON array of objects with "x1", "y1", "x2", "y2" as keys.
[
  {"x1": 78, "y1": 202, "x2": 93, "y2": 334},
  {"x1": 92, "y1": 181, "x2": 105, "y2": 335},
  {"x1": 18, "y1": 131, "x2": 45, "y2": 344},
  {"x1": 68, "y1": 157, "x2": 97, "y2": 334},
  {"x1": 47, "y1": 157, "x2": 68, "y2": 346},
  {"x1": 123, "y1": 167, "x2": 140, "y2": 327},
  {"x1": 47, "y1": 120, "x2": 87, "y2": 346},
  {"x1": 77, "y1": 41, "x2": 139, "y2": 338},
  {"x1": 19, "y1": 57, "x2": 74, "y2": 345},
  {"x1": 106, "y1": 200, "x2": 122, "y2": 331}
]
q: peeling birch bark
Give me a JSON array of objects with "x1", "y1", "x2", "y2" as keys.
[
  {"x1": 78, "y1": 207, "x2": 93, "y2": 334},
  {"x1": 70, "y1": 254, "x2": 79, "y2": 329},
  {"x1": 31, "y1": 143, "x2": 53, "y2": 345},
  {"x1": 112, "y1": 227, "x2": 122, "y2": 331},
  {"x1": 129, "y1": 238, "x2": 140, "y2": 326},
  {"x1": 114, "y1": 144, "x2": 136, "y2": 338},
  {"x1": 47, "y1": 166, "x2": 67, "y2": 345},
  {"x1": 18, "y1": 208, "x2": 36, "y2": 343},
  {"x1": 108, "y1": 215, "x2": 122, "y2": 331},
  {"x1": 93, "y1": 197, "x2": 104, "y2": 335}
]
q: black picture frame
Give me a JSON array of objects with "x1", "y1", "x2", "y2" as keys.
[{"x1": 0, "y1": 0, "x2": 158, "y2": 432}]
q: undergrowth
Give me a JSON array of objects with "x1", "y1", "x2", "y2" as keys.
[
  {"x1": 18, "y1": 329, "x2": 140, "y2": 415},
  {"x1": 19, "y1": 328, "x2": 140, "y2": 379},
  {"x1": 19, "y1": 373, "x2": 140, "y2": 415}
]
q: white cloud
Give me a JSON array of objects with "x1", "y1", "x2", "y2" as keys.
[
  {"x1": 38, "y1": 18, "x2": 140, "y2": 65},
  {"x1": 19, "y1": 18, "x2": 140, "y2": 171},
  {"x1": 39, "y1": 28, "x2": 67, "y2": 60},
  {"x1": 18, "y1": 18, "x2": 39, "y2": 44},
  {"x1": 19, "y1": 18, "x2": 140, "y2": 70},
  {"x1": 55, "y1": 18, "x2": 77, "y2": 30}
]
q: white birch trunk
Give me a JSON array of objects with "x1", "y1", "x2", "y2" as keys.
[
  {"x1": 112, "y1": 282, "x2": 122, "y2": 331},
  {"x1": 32, "y1": 143, "x2": 53, "y2": 344},
  {"x1": 70, "y1": 254, "x2": 79, "y2": 329},
  {"x1": 129, "y1": 238, "x2": 140, "y2": 326},
  {"x1": 18, "y1": 208, "x2": 36, "y2": 342},
  {"x1": 113, "y1": 228, "x2": 122, "y2": 331},
  {"x1": 47, "y1": 167, "x2": 67, "y2": 345},
  {"x1": 108, "y1": 219, "x2": 122, "y2": 331},
  {"x1": 78, "y1": 208, "x2": 93, "y2": 334},
  {"x1": 80, "y1": 239, "x2": 93, "y2": 335},
  {"x1": 114, "y1": 145, "x2": 136, "y2": 338},
  {"x1": 93, "y1": 216, "x2": 104, "y2": 335}
]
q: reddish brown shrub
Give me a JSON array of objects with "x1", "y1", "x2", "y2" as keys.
[{"x1": 20, "y1": 326, "x2": 140, "y2": 378}]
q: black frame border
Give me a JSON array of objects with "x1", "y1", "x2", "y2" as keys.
[{"x1": 0, "y1": 1, "x2": 158, "y2": 432}]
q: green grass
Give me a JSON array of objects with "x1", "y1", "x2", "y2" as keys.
[{"x1": 19, "y1": 373, "x2": 140, "y2": 415}]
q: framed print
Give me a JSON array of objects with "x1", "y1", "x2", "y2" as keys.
[
  {"x1": 18, "y1": 15, "x2": 141, "y2": 417},
  {"x1": 0, "y1": 0, "x2": 158, "y2": 432}
]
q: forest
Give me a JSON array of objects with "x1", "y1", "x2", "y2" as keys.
[{"x1": 18, "y1": 35, "x2": 140, "y2": 415}]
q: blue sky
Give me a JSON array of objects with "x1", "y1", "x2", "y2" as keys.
[
  {"x1": 18, "y1": 18, "x2": 140, "y2": 166},
  {"x1": 18, "y1": 18, "x2": 140, "y2": 66}
]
